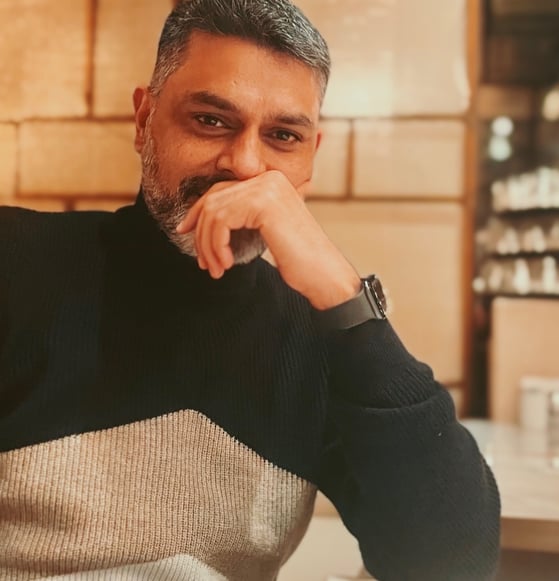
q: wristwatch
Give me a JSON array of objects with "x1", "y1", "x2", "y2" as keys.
[{"x1": 317, "y1": 274, "x2": 387, "y2": 330}]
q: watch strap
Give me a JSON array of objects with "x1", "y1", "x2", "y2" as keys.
[{"x1": 316, "y1": 275, "x2": 387, "y2": 331}]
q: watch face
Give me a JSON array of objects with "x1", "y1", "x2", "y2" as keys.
[{"x1": 369, "y1": 276, "x2": 387, "y2": 313}]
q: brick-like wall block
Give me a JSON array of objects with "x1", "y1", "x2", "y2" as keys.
[
  {"x1": 310, "y1": 120, "x2": 350, "y2": 197},
  {"x1": 354, "y1": 120, "x2": 465, "y2": 198},
  {"x1": 0, "y1": 198, "x2": 67, "y2": 212},
  {"x1": 73, "y1": 199, "x2": 134, "y2": 212},
  {"x1": 298, "y1": 0, "x2": 468, "y2": 117},
  {"x1": 0, "y1": 0, "x2": 88, "y2": 121},
  {"x1": 308, "y1": 200, "x2": 464, "y2": 384},
  {"x1": 0, "y1": 125, "x2": 17, "y2": 197},
  {"x1": 20, "y1": 122, "x2": 140, "y2": 196},
  {"x1": 94, "y1": 0, "x2": 174, "y2": 116}
]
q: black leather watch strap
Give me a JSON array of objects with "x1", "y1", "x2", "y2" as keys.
[{"x1": 316, "y1": 274, "x2": 387, "y2": 331}]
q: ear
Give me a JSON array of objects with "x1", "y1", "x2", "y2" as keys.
[
  {"x1": 133, "y1": 86, "x2": 152, "y2": 153},
  {"x1": 315, "y1": 130, "x2": 322, "y2": 152}
]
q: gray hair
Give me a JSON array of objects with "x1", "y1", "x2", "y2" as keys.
[{"x1": 150, "y1": 0, "x2": 330, "y2": 100}]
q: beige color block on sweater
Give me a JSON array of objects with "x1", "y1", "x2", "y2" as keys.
[{"x1": 0, "y1": 410, "x2": 316, "y2": 580}]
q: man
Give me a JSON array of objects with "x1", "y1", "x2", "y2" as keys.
[{"x1": 0, "y1": 0, "x2": 499, "y2": 579}]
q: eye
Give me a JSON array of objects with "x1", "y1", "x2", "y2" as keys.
[
  {"x1": 272, "y1": 130, "x2": 301, "y2": 144},
  {"x1": 195, "y1": 115, "x2": 227, "y2": 128}
]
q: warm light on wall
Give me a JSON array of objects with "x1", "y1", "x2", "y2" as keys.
[{"x1": 542, "y1": 84, "x2": 559, "y2": 122}]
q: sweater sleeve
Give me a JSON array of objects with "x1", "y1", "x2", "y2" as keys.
[
  {"x1": 0, "y1": 207, "x2": 16, "y2": 342},
  {"x1": 315, "y1": 319, "x2": 501, "y2": 581}
]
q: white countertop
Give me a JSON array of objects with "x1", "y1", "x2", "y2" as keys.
[{"x1": 463, "y1": 419, "x2": 559, "y2": 553}]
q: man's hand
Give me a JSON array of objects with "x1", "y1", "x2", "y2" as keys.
[{"x1": 176, "y1": 170, "x2": 361, "y2": 309}]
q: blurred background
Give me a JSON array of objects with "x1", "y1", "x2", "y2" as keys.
[{"x1": 1, "y1": 0, "x2": 559, "y2": 579}]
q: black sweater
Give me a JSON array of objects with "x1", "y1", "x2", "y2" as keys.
[{"x1": 0, "y1": 195, "x2": 500, "y2": 580}]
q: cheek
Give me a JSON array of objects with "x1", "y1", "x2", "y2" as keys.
[
  {"x1": 153, "y1": 145, "x2": 202, "y2": 189},
  {"x1": 286, "y1": 149, "x2": 317, "y2": 185},
  {"x1": 151, "y1": 150, "x2": 181, "y2": 190},
  {"x1": 160, "y1": 135, "x2": 219, "y2": 179}
]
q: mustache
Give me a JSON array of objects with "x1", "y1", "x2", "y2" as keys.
[{"x1": 176, "y1": 173, "x2": 234, "y2": 204}]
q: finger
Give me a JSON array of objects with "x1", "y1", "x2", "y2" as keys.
[
  {"x1": 197, "y1": 253, "x2": 208, "y2": 270},
  {"x1": 176, "y1": 182, "x2": 238, "y2": 234},
  {"x1": 212, "y1": 221, "x2": 234, "y2": 271},
  {"x1": 206, "y1": 180, "x2": 237, "y2": 195},
  {"x1": 208, "y1": 204, "x2": 241, "y2": 275},
  {"x1": 176, "y1": 199, "x2": 203, "y2": 234},
  {"x1": 192, "y1": 192, "x2": 239, "y2": 275},
  {"x1": 204, "y1": 194, "x2": 256, "y2": 275},
  {"x1": 197, "y1": 206, "x2": 224, "y2": 279}
]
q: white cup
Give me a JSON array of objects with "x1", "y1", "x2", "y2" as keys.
[{"x1": 519, "y1": 376, "x2": 559, "y2": 431}]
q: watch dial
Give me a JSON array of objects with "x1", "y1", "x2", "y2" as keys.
[{"x1": 371, "y1": 277, "x2": 387, "y2": 311}]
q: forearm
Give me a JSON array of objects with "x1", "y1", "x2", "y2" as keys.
[{"x1": 318, "y1": 320, "x2": 501, "y2": 581}]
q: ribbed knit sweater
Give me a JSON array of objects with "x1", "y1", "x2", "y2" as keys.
[{"x1": 0, "y1": 194, "x2": 500, "y2": 581}]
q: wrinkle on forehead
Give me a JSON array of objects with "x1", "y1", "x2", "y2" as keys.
[{"x1": 160, "y1": 32, "x2": 322, "y2": 123}]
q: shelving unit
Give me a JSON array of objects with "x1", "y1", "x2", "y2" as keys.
[{"x1": 475, "y1": 167, "x2": 559, "y2": 297}]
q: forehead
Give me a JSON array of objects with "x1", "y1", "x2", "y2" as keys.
[{"x1": 160, "y1": 31, "x2": 322, "y2": 122}]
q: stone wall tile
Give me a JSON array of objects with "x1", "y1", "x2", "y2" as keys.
[
  {"x1": 0, "y1": 0, "x2": 88, "y2": 120},
  {"x1": 354, "y1": 120, "x2": 465, "y2": 198},
  {"x1": 298, "y1": 0, "x2": 469, "y2": 117},
  {"x1": 20, "y1": 122, "x2": 139, "y2": 195},
  {"x1": 310, "y1": 120, "x2": 351, "y2": 197},
  {"x1": 94, "y1": 0, "x2": 173, "y2": 116},
  {"x1": 0, "y1": 124, "x2": 17, "y2": 197},
  {"x1": 308, "y1": 200, "x2": 464, "y2": 383}
]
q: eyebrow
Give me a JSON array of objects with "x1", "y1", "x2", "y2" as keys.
[
  {"x1": 188, "y1": 91, "x2": 239, "y2": 113},
  {"x1": 184, "y1": 91, "x2": 315, "y2": 129}
]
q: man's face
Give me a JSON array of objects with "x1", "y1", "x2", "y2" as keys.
[{"x1": 134, "y1": 31, "x2": 323, "y2": 262}]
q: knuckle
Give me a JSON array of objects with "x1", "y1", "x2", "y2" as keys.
[
  {"x1": 214, "y1": 208, "x2": 227, "y2": 223},
  {"x1": 205, "y1": 197, "x2": 218, "y2": 212}
]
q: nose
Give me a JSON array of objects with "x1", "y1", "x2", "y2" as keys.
[{"x1": 215, "y1": 129, "x2": 266, "y2": 180}]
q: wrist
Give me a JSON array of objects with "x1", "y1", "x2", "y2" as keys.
[
  {"x1": 314, "y1": 274, "x2": 388, "y2": 330},
  {"x1": 309, "y1": 274, "x2": 361, "y2": 310}
]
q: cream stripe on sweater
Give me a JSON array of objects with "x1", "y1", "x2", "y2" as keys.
[{"x1": 1, "y1": 410, "x2": 316, "y2": 580}]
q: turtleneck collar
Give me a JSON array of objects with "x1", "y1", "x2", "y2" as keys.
[{"x1": 107, "y1": 190, "x2": 261, "y2": 297}]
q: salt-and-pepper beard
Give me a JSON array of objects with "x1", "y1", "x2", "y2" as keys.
[{"x1": 140, "y1": 114, "x2": 266, "y2": 265}]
